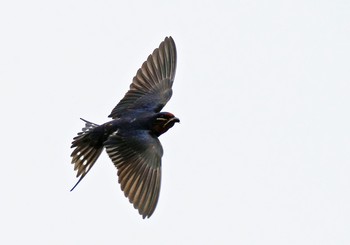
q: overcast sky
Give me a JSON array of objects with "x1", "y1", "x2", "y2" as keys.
[{"x1": 1, "y1": 1, "x2": 349, "y2": 244}]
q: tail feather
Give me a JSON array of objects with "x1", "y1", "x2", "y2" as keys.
[{"x1": 70, "y1": 118, "x2": 104, "y2": 191}]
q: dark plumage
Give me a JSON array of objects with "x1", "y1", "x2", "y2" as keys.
[{"x1": 70, "y1": 37, "x2": 179, "y2": 218}]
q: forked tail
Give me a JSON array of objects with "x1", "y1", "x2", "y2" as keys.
[{"x1": 70, "y1": 118, "x2": 104, "y2": 191}]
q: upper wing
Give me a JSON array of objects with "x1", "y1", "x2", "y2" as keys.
[
  {"x1": 104, "y1": 130, "x2": 163, "y2": 218},
  {"x1": 108, "y1": 36, "x2": 177, "y2": 118}
]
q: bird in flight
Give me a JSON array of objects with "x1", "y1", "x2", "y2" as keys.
[{"x1": 70, "y1": 37, "x2": 179, "y2": 219}]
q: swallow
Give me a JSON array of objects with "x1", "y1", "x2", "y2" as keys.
[{"x1": 70, "y1": 37, "x2": 179, "y2": 219}]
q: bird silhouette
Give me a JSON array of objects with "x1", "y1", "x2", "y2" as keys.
[{"x1": 70, "y1": 37, "x2": 179, "y2": 219}]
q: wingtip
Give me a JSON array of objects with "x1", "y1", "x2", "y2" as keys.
[{"x1": 165, "y1": 36, "x2": 175, "y2": 43}]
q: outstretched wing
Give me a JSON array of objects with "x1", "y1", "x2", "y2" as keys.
[
  {"x1": 109, "y1": 36, "x2": 177, "y2": 118},
  {"x1": 104, "y1": 130, "x2": 163, "y2": 218}
]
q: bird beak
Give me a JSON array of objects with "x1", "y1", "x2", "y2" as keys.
[
  {"x1": 164, "y1": 117, "x2": 180, "y2": 127},
  {"x1": 172, "y1": 117, "x2": 180, "y2": 123}
]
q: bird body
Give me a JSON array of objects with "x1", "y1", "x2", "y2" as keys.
[{"x1": 70, "y1": 37, "x2": 178, "y2": 218}]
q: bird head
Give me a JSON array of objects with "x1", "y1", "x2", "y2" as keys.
[{"x1": 151, "y1": 112, "x2": 180, "y2": 137}]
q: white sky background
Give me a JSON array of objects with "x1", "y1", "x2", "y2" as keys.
[{"x1": 0, "y1": 0, "x2": 349, "y2": 244}]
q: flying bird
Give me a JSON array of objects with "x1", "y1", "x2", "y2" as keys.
[{"x1": 70, "y1": 37, "x2": 179, "y2": 219}]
